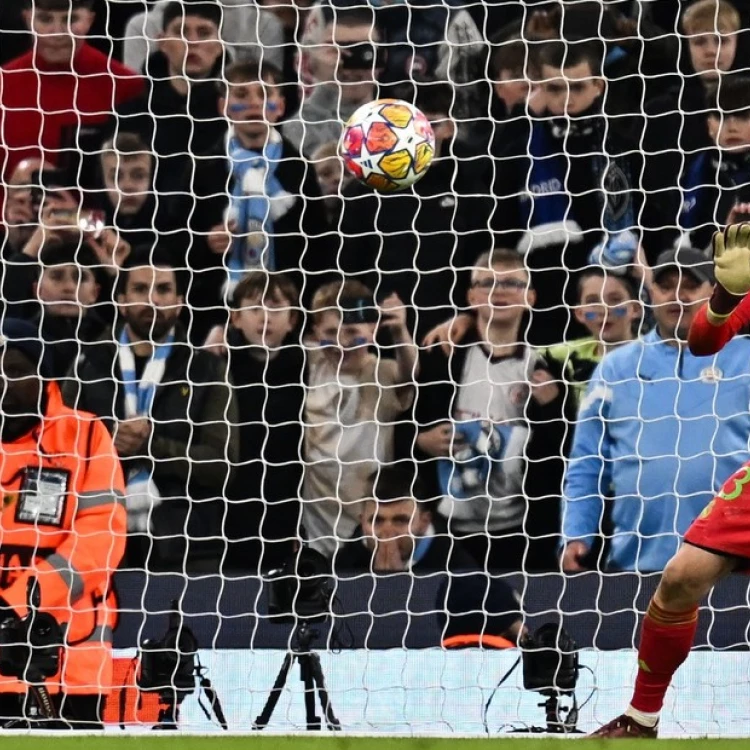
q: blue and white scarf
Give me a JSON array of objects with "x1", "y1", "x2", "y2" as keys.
[
  {"x1": 437, "y1": 420, "x2": 522, "y2": 500},
  {"x1": 518, "y1": 121, "x2": 635, "y2": 254},
  {"x1": 226, "y1": 127, "x2": 293, "y2": 286},
  {"x1": 117, "y1": 326, "x2": 175, "y2": 531}
]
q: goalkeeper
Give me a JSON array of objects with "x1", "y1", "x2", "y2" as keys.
[{"x1": 594, "y1": 217, "x2": 750, "y2": 738}]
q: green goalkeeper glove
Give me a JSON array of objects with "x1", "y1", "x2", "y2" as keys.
[{"x1": 714, "y1": 223, "x2": 750, "y2": 297}]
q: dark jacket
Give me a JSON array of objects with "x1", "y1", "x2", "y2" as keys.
[
  {"x1": 35, "y1": 311, "x2": 110, "y2": 381},
  {"x1": 224, "y1": 328, "x2": 306, "y2": 572},
  {"x1": 116, "y1": 51, "x2": 228, "y2": 199},
  {"x1": 338, "y1": 155, "x2": 493, "y2": 340},
  {"x1": 61, "y1": 323, "x2": 238, "y2": 570},
  {"x1": 173, "y1": 132, "x2": 331, "y2": 340},
  {"x1": 669, "y1": 147, "x2": 750, "y2": 253},
  {"x1": 490, "y1": 113, "x2": 664, "y2": 345},
  {"x1": 413, "y1": 329, "x2": 569, "y2": 569}
]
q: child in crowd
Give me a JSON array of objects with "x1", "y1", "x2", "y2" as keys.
[
  {"x1": 181, "y1": 59, "x2": 328, "y2": 343},
  {"x1": 303, "y1": 280, "x2": 416, "y2": 560},
  {"x1": 542, "y1": 267, "x2": 641, "y2": 411},
  {"x1": 310, "y1": 140, "x2": 351, "y2": 230},
  {"x1": 415, "y1": 249, "x2": 566, "y2": 572},
  {"x1": 221, "y1": 270, "x2": 305, "y2": 572}
]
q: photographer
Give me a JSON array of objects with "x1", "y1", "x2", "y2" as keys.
[
  {"x1": 303, "y1": 280, "x2": 416, "y2": 560},
  {"x1": 0, "y1": 318, "x2": 126, "y2": 728}
]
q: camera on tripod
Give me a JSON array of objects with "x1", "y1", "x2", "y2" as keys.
[
  {"x1": 519, "y1": 623, "x2": 580, "y2": 734},
  {"x1": 137, "y1": 601, "x2": 197, "y2": 697},
  {"x1": 266, "y1": 546, "x2": 333, "y2": 624},
  {"x1": 255, "y1": 546, "x2": 340, "y2": 731},
  {"x1": 135, "y1": 600, "x2": 227, "y2": 731}
]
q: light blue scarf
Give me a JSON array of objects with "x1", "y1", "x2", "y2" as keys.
[
  {"x1": 118, "y1": 326, "x2": 175, "y2": 488},
  {"x1": 227, "y1": 128, "x2": 285, "y2": 284}
]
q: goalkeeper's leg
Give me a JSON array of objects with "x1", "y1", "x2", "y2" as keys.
[{"x1": 591, "y1": 543, "x2": 736, "y2": 738}]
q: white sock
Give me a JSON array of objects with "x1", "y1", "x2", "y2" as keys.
[{"x1": 625, "y1": 705, "x2": 660, "y2": 728}]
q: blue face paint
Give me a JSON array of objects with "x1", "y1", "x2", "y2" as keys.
[
  {"x1": 583, "y1": 307, "x2": 629, "y2": 322},
  {"x1": 228, "y1": 103, "x2": 248, "y2": 114},
  {"x1": 266, "y1": 101, "x2": 279, "y2": 113}
]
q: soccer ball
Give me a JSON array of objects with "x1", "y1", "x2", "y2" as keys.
[{"x1": 340, "y1": 99, "x2": 436, "y2": 192}]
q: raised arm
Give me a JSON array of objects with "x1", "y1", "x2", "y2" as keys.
[{"x1": 689, "y1": 224, "x2": 750, "y2": 356}]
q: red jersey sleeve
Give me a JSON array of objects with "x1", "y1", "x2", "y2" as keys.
[{"x1": 688, "y1": 295, "x2": 750, "y2": 356}]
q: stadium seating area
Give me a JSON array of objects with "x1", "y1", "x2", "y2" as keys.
[{"x1": 2, "y1": 0, "x2": 750, "y2": 585}]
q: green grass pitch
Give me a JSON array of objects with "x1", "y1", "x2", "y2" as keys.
[{"x1": 4, "y1": 737, "x2": 750, "y2": 750}]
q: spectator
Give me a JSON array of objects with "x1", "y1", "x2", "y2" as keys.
[
  {"x1": 123, "y1": 0, "x2": 284, "y2": 76},
  {"x1": 178, "y1": 59, "x2": 329, "y2": 344},
  {"x1": 93, "y1": 132, "x2": 155, "y2": 251},
  {"x1": 339, "y1": 83, "x2": 492, "y2": 341},
  {"x1": 674, "y1": 75, "x2": 750, "y2": 253},
  {"x1": 542, "y1": 267, "x2": 641, "y2": 413},
  {"x1": 255, "y1": 0, "x2": 316, "y2": 116},
  {"x1": 375, "y1": 0, "x2": 484, "y2": 116},
  {"x1": 488, "y1": 37, "x2": 545, "y2": 127},
  {"x1": 336, "y1": 466, "x2": 477, "y2": 576},
  {"x1": 562, "y1": 248, "x2": 750, "y2": 573},
  {"x1": 491, "y1": 40, "x2": 661, "y2": 346},
  {"x1": 0, "y1": 318, "x2": 126, "y2": 729},
  {"x1": 438, "y1": 573, "x2": 525, "y2": 649},
  {"x1": 303, "y1": 280, "x2": 416, "y2": 560},
  {"x1": 0, "y1": 0, "x2": 143, "y2": 197},
  {"x1": 220, "y1": 271, "x2": 305, "y2": 573},
  {"x1": 61, "y1": 245, "x2": 238, "y2": 571},
  {"x1": 644, "y1": 1, "x2": 743, "y2": 219},
  {"x1": 29, "y1": 242, "x2": 108, "y2": 380},
  {"x1": 414, "y1": 250, "x2": 567, "y2": 573},
  {"x1": 311, "y1": 140, "x2": 351, "y2": 230},
  {"x1": 284, "y1": 3, "x2": 383, "y2": 158},
  {"x1": 1, "y1": 157, "x2": 54, "y2": 258},
  {"x1": 116, "y1": 1, "x2": 229, "y2": 200}
]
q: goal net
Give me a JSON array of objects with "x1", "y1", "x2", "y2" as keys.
[{"x1": 0, "y1": 0, "x2": 749, "y2": 738}]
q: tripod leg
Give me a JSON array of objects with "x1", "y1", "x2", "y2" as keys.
[
  {"x1": 298, "y1": 655, "x2": 321, "y2": 731},
  {"x1": 308, "y1": 652, "x2": 341, "y2": 730},
  {"x1": 253, "y1": 652, "x2": 295, "y2": 730}
]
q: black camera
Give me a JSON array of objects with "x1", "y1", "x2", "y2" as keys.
[
  {"x1": 0, "y1": 610, "x2": 62, "y2": 683},
  {"x1": 266, "y1": 547, "x2": 333, "y2": 624},
  {"x1": 137, "y1": 601, "x2": 198, "y2": 696},
  {"x1": 340, "y1": 295, "x2": 380, "y2": 326},
  {"x1": 522, "y1": 623, "x2": 579, "y2": 695}
]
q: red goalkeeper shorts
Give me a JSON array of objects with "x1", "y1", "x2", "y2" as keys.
[{"x1": 684, "y1": 461, "x2": 750, "y2": 562}]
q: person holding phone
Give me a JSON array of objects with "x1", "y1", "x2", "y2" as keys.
[{"x1": 302, "y1": 279, "x2": 416, "y2": 561}]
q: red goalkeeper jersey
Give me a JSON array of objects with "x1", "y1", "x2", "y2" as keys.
[
  {"x1": 685, "y1": 292, "x2": 750, "y2": 562},
  {"x1": 688, "y1": 295, "x2": 750, "y2": 356}
]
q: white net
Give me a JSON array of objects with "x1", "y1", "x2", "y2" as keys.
[{"x1": 1, "y1": 0, "x2": 750, "y2": 738}]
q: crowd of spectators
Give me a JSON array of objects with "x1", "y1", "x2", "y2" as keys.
[{"x1": 3, "y1": 0, "x2": 750, "y2": 577}]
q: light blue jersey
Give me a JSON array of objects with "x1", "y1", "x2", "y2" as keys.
[{"x1": 562, "y1": 329, "x2": 750, "y2": 572}]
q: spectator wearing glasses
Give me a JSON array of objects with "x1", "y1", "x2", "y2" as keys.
[{"x1": 414, "y1": 249, "x2": 567, "y2": 572}]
